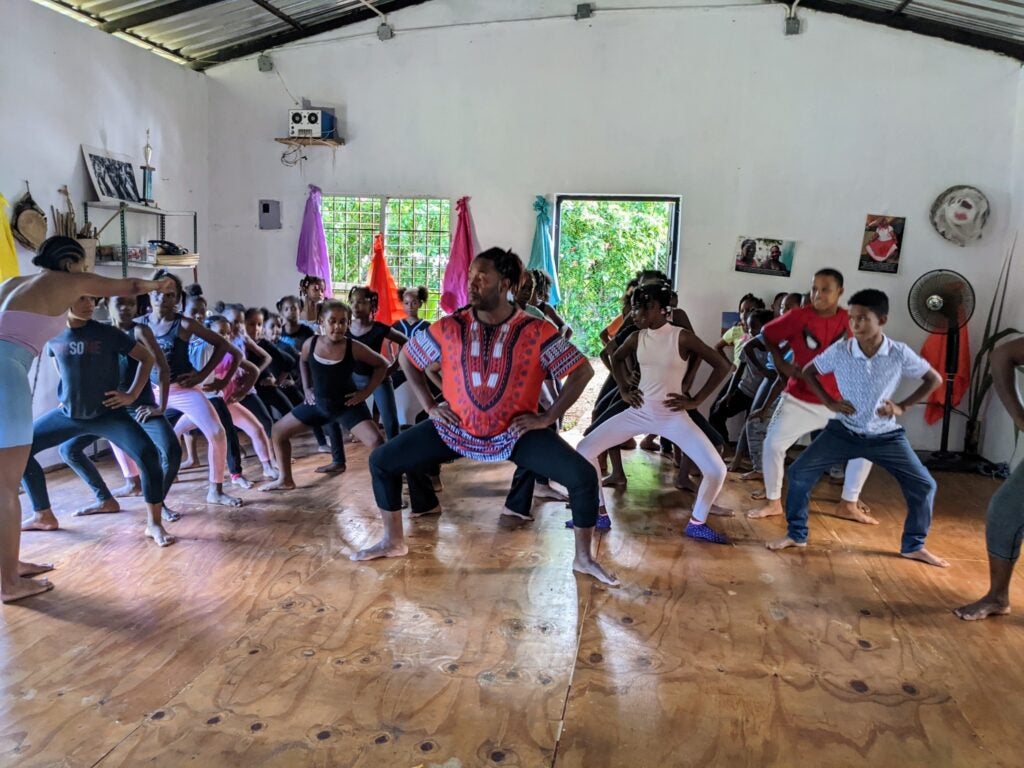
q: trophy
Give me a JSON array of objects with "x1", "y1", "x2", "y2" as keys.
[{"x1": 141, "y1": 129, "x2": 156, "y2": 206}]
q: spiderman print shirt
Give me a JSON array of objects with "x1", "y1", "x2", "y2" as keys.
[
  {"x1": 762, "y1": 305, "x2": 851, "y2": 403},
  {"x1": 404, "y1": 307, "x2": 586, "y2": 461}
]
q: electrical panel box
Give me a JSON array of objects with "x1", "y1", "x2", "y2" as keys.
[{"x1": 259, "y1": 199, "x2": 281, "y2": 230}]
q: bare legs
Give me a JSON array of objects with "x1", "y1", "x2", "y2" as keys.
[
  {"x1": 1, "y1": 445, "x2": 54, "y2": 603},
  {"x1": 955, "y1": 555, "x2": 1014, "y2": 620},
  {"x1": 263, "y1": 417, "x2": 382, "y2": 492}
]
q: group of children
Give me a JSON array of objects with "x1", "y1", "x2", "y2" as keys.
[
  {"x1": 587, "y1": 267, "x2": 949, "y2": 567},
  {"x1": 18, "y1": 270, "x2": 443, "y2": 547}
]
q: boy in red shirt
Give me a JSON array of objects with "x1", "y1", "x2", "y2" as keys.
[{"x1": 747, "y1": 269, "x2": 875, "y2": 523}]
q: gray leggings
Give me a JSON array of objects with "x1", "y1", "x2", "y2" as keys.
[{"x1": 987, "y1": 461, "x2": 1024, "y2": 562}]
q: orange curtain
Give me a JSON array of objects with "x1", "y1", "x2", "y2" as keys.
[
  {"x1": 920, "y1": 327, "x2": 971, "y2": 425},
  {"x1": 366, "y1": 233, "x2": 404, "y2": 325}
]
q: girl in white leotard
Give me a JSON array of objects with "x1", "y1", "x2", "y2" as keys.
[{"x1": 575, "y1": 281, "x2": 734, "y2": 543}]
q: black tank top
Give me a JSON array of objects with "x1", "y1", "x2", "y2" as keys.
[
  {"x1": 310, "y1": 336, "x2": 358, "y2": 411},
  {"x1": 349, "y1": 321, "x2": 390, "y2": 376},
  {"x1": 118, "y1": 328, "x2": 157, "y2": 406},
  {"x1": 138, "y1": 313, "x2": 195, "y2": 382}
]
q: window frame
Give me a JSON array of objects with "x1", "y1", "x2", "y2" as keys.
[{"x1": 552, "y1": 194, "x2": 682, "y2": 287}]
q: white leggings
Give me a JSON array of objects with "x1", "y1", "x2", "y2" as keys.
[
  {"x1": 175, "y1": 400, "x2": 273, "y2": 466},
  {"x1": 576, "y1": 406, "x2": 727, "y2": 523},
  {"x1": 159, "y1": 384, "x2": 228, "y2": 484},
  {"x1": 763, "y1": 394, "x2": 872, "y2": 502}
]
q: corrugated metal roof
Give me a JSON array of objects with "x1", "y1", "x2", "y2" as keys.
[
  {"x1": 30, "y1": 0, "x2": 1024, "y2": 68},
  {"x1": 33, "y1": 0, "x2": 435, "y2": 68}
]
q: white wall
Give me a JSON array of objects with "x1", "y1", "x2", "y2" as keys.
[
  {"x1": 202, "y1": 0, "x2": 1022, "y2": 457},
  {"x1": 1, "y1": 0, "x2": 209, "y2": 461}
]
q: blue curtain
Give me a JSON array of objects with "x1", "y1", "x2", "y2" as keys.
[{"x1": 527, "y1": 195, "x2": 561, "y2": 306}]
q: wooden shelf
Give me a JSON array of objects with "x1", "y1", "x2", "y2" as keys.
[
  {"x1": 83, "y1": 201, "x2": 193, "y2": 216},
  {"x1": 95, "y1": 260, "x2": 198, "y2": 271},
  {"x1": 275, "y1": 136, "x2": 345, "y2": 147}
]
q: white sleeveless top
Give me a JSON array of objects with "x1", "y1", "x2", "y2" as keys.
[{"x1": 636, "y1": 322, "x2": 687, "y2": 410}]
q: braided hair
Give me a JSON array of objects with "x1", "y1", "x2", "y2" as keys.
[
  {"x1": 475, "y1": 247, "x2": 523, "y2": 289},
  {"x1": 631, "y1": 279, "x2": 673, "y2": 311},
  {"x1": 348, "y1": 286, "x2": 379, "y2": 317},
  {"x1": 33, "y1": 236, "x2": 85, "y2": 271}
]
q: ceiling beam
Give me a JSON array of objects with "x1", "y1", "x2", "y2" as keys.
[
  {"x1": 100, "y1": 0, "x2": 227, "y2": 33},
  {"x1": 892, "y1": 0, "x2": 914, "y2": 14},
  {"x1": 249, "y1": 0, "x2": 304, "y2": 30},
  {"x1": 190, "y1": 0, "x2": 433, "y2": 69},
  {"x1": 795, "y1": 0, "x2": 1024, "y2": 61}
]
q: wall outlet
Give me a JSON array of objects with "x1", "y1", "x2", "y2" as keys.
[{"x1": 785, "y1": 17, "x2": 801, "y2": 35}]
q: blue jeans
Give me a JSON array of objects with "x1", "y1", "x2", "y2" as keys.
[
  {"x1": 60, "y1": 411, "x2": 181, "y2": 501},
  {"x1": 23, "y1": 408, "x2": 164, "y2": 510},
  {"x1": 354, "y1": 373, "x2": 399, "y2": 439},
  {"x1": 784, "y1": 421, "x2": 936, "y2": 553}
]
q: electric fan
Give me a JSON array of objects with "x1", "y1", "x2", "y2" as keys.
[{"x1": 907, "y1": 270, "x2": 975, "y2": 469}]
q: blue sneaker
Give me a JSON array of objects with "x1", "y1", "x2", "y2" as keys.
[
  {"x1": 684, "y1": 521, "x2": 729, "y2": 545},
  {"x1": 565, "y1": 514, "x2": 612, "y2": 531}
]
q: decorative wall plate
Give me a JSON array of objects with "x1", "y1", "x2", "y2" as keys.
[{"x1": 929, "y1": 185, "x2": 990, "y2": 246}]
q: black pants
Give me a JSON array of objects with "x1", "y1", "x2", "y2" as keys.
[
  {"x1": 60, "y1": 410, "x2": 181, "y2": 501},
  {"x1": 240, "y1": 392, "x2": 275, "y2": 440},
  {"x1": 368, "y1": 420, "x2": 599, "y2": 528},
  {"x1": 23, "y1": 408, "x2": 163, "y2": 510},
  {"x1": 710, "y1": 391, "x2": 754, "y2": 442},
  {"x1": 257, "y1": 385, "x2": 294, "y2": 420},
  {"x1": 282, "y1": 384, "x2": 345, "y2": 464}
]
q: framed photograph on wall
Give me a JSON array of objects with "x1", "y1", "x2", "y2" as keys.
[
  {"x1": 859, "y1": 214, "x2": 905, "y2": 274},
  {"x1": 734, "y1": 236, "x2": 794, "y2": 277},
  {"x1": 81, "y1": 145, "x2": 141, "y2": 204}
]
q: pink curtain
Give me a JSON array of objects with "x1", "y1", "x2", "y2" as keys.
[
  {"x1": 441, "y1": 196, "x2": 477, "y2": 314},
  {"x1": 367, "y1": 233, "x2": 405, "y2": 325},
  {"x1": 296, "y1": 184, "x2": 333, "y2": 297}
]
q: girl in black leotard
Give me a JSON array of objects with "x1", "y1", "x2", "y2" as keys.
[
  {"x1": 261, "y1": 301, "x2": 389, "y2": 492},
  {"x1": 348, "y1": 286, "x2": 407, "y2": 439}
]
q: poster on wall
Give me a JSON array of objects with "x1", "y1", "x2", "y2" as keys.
[
  {"x1": 81, "y1": 145, "x2": 141, "y2": 204},
  {"x1": 721, "y1": 311, "x2": 741, "y2": 337},
  {"x1": 734, "y1": 237, "x2": 794, "y2": 277},
  {"x1": 859, "y1": 214, "x2": 905, "y2": 274}
]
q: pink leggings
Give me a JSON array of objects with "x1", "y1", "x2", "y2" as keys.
[
  {"x1": 160, "y1": 384, "x2": 227, "y2": 483},
  {"x1": 175, "y1": 399, "x2": 273, "y2": 466}
]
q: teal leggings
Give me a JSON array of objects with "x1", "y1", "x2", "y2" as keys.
[{"x1": 987, "y1": 461, "x2": 1024, "y2": 562}]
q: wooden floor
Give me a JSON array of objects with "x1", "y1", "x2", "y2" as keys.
[{"x1": 1, "y1": 434, "x2": 1020, "y2": 768}]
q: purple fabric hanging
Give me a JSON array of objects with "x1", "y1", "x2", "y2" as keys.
[
  {"x1": 441, "y1": 196, "x2": 476, "y2": 314},
  {"x1": 296, "y1": 184, "x2": 333, "y2": 297}
]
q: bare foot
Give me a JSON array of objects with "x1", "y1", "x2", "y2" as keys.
[
  {"x1": 73, "y1": 498, "x2": 121, "y2": 517},
  {"x1": 572, "y1": 557, "x2": 620, "y2": 586},
  {"x1": 207, "y1": 490, "x2": 243, "y2": 507},
  {"x1": 161, "y1": 505, "x2": 182, "y2": 523},
  {"x1": 830, "y1": 500, "x2": 878, "y2": 525},
  {"x1": 409, "y1": 505, "x2": 442, "y2": 519},
  {"x1": 901, "y1": 549, "x2": 949, "y2": 568},
  {"x1": 601, "y1": 474, "x2": 627, "y2": 488},
  {"x1": 750, "y1": 489, "x2": 767, "y2": 500},
  {"x1": 1, "y1": 577, "x2": 54, "y2": 603},
  {"x1": 260, "y1": 478, "x2": 296, "y2": 492},
  {"x1": 740, "y1": 470, "x2": 763, "y2": 482},
  {"x1": 179, "y1": 457, "x2": 197, "y2": 470},
  {"x1": 111, "y1": 479, "x2": 142, "y2": 498},
  {"x1": 315, "y1": 462, "x2": 346, "y2": 474},
  {"x1": 231, "y1": 474, "x2": 253, "y2": 490},
  {"x1": 747, "y1": 499, "x2": 783, "y2": 519},
  {"x1": 145, "y1": 524, "x2": 176, "y2": 547},
  {"x1": 954, "y1": 596, "x2": 1010, "y2": 620},
  {"x1": 19, "y1": 561, "x2": 54, "y2": 577},
  {"x1": 766, "y1": 536, "x2": 807, "y2": 551},
  {"x1": 351, "y1": 539, "x2": 409, "y2": 561},
  {"x1": 261, "y1": 469, "x2": 280, "y2": 482},
  {"x1": 21, "y1": 510, "x2": 60, "y2": 531},
  {"x1": 535, "y1": 484, "x2": 568, "y2": 502},
  {"x1": 316, "y1": 444, "x2": 332, "y2": 453},
  {"x1": 708, "y1": 504, "x2": 735, "y2": 517}
]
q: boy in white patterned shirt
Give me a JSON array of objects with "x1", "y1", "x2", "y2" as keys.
[{"x1": 766, "y1": 289, "x2": 948, "y2": 567}]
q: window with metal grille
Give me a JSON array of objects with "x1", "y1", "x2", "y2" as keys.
[{"x1": 322, "y1": 196, "x2": 451, "y2": 320}]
